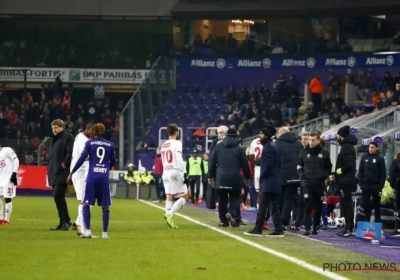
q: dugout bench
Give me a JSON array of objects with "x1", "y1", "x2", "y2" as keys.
[{"x1": 114, "y1": 173, "x2": 158, "y2": 200}]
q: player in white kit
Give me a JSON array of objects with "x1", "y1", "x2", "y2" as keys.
[
  {"x1": 70, "y1": 122, "x2": 96, "y2": 236},
  {"x1": 0, "y1": 145, "x2": 19, "y2": 225},
  {"x1": 161, "y1": 124, "x2": 190, "y2": 228},
  {"x1": 249, "y1": 137, "x2": 263, "y2": 193}
]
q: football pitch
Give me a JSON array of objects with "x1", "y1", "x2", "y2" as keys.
[{"x1": 0, "y1": 197, "x2": 399, "y2": 280}]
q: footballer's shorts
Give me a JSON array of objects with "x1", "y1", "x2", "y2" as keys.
[
  {"x1": 254, "y1": 166, "x2": 260, "y2": 192},
  {"x1": 83, "y1": 181, "x2": 112, "y2": 207},
  {"x1": 162, "y1": 170, "x2": 188, "y2": 196},
  {"x1": 72, "y1": 173, "x2": 86, "y2": 201},
  {"x1": 0, "y1": 182, "x2": 16, "y2": 198}
]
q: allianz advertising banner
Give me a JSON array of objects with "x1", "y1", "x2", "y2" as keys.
[{"x1": 177, "y1": 54, "x2": 400, "y2": 86}]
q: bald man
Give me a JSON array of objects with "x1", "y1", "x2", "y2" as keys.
[
  {"x1": 275, "y1": 127, "x2": 303, "y2": 229},
  {"x1": 206, "y1": 126, "x2": 228, "y2": 210}
]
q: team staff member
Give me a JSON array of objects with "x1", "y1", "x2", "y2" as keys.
[
  {"x1": 389, "y1": 152, "x2": 400, "y2": 236},
  {"x1": 358, "y1": 142, "x2": 386, "y2": 231},
  {"x1": 186, "y1": 150, "x2": 205, "y2": 205},
  {"x1": 298, "y1": 131, "x2": 332, "y2": 235},
  {"x1": 335, "y1": 125, "x2": 357, "y2": 237},
  {"x1": 290, "y1": 132, "x2": 309, "y2": 231},
  {"x1": 245, "y1": 125, "x2": 284, "y2": 237},
  {"x1": 208, "y1": 128, "x2": 250, "y2": 227},
  {"x1": 275, "y1": 127, "x2": 303, "y2": 229},
  {"x1": 47, "y1": 119, "x2": 74, "y2": 231}
]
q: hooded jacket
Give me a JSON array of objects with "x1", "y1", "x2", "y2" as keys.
[
  {"x1": 358, "y1": 151, "x2": 386, "y2": 191},
  {"x1": 335, "y1": 134, "x2": 357, "y2": 187},
  {"x1": 208, "y1": 137, "x2": 250, "y2": 190},
  {"x1": 275, "y1": 132, "x2": 303, "y2": 186}
]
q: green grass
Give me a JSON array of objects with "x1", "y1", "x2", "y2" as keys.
[{"x1": 0, "y1": 197, "x2": 399, "y2": 280}]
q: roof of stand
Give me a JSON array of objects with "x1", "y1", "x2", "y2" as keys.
[
  {"x1": 172, "y1": 0, "x2": 400, "y2": 19},
  {"x1": 360, "y1": 125, "x2": 400, "y2": 146},
  {"x1": 322, "y1": 107, "x2": 398, "y2": 141}
]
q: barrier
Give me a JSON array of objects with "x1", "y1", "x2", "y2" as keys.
[
  {"x1": 158, "y1": 126, "x2": 184, "y2": 147},
  {"x1": 205, "y1": 127, "x2": 219, "y2": 152}
]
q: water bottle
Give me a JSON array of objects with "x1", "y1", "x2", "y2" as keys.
[{"x1": 381, "y1": 230, "x2": 386, "y2": 240}]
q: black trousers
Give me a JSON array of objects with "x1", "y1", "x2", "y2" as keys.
[
  {"x1": 218, "y1": 188, "x2": 241, "y2": 224},
  {"x1": 311, "y1": 93, "x2": 322, "y2": 114},
  {"x1": 303, "y1": 186, "x2": 324, "y2": 231},
  {"x1": 279, "y1": 184, "x2": 299, "y2": 226},
  {"x1": 340, "y1": 185, "x2": 355, "y2": 230},
  {"x1": 295, "y1": 185, "x2": 305, "y2": 227},
  {"x1": 361, "y1": 188, "x2": 382, "y2": 223},
  {"x1": 189, "y1": 175, "x2": 201, "y2": 203},
  {"x1": 53, "y1": 184, "x2": 70, "y2": 225},
  {"x1": 255, "y1": 193, "x2": 283, "y2": 232}
]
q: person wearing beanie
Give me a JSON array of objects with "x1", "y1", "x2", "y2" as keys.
[
  {"x1": 298, "y1": 131, "x2": 332, "y2": 235},
  {"x1": 245, "y1": 125, "x2": 284, "y2": 237},
  {"x1": 335, "y1": 125, "x2": 357, "y2": 237},
  {"x1": 208, "y1": 128, "x2": 250, "y2": 227}
]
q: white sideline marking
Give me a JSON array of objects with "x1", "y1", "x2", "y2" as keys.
[
  {"x1": 140, "y1": 200, "x2": 348, "y2": 280},
  {"x1": 241, "y1": 218, "x2": 333, "y2": 246}
]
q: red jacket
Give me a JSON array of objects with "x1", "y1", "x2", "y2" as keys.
[
  {"x1": 240, "y1": 160, "x2": 254, "y2": 176},
  {"x1": 153, "y1": 155, "x2": 163, "y2": 175}
]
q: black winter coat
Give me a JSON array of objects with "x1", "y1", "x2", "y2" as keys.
[
  {"x1": 275, "y1": 132, "x2": 303, "y2": 186},
  {"x1": 259, "y1": 139, "x2": 281, "y2": 193},
  {"x1": 298, "y1": 145, "x2": 332, "y2": 188},
  {"x1": 389, "y1": 156, "x2": 400, "y2": 190},
  {"x1": 47, "y1": 130, "x2": 74, "y2": 186},
  {"x1": 358, "y1": 152, "x2": 386, "y2": 191},
  {"x1": 208, "y1": 137, "x2": 250, "y2": 190},
  {"x1": 335, "y1": 134, "x2": 357, "y2": 187}
]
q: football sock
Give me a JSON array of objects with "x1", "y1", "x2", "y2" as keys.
[
  {"x1": 322, "y1": 202, "x2": 328, "y2": 226},
  {"x1": 0, "y1": 200, "x2": 3, "y2": 220},
  {"x1": 102, "y1": 208, "x2": 110, "y2": 232},
  {"x1": 169, "y1": 198, "x2": 186, "y2": 218},
  {"x1": 79, "y1": 204, "x2": 86, "y2": 233},
  {"x1": 83, "y1": 205, "x2": 91, "y2": 231},
  {"x1": 165, "y1": 200, "x2": 173, "y2": 212},
  {"x1": 5, "y1": 202, "x2": 12, "y2": 222}
]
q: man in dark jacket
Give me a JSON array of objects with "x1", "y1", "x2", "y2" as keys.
[
  {"x1": 298, "y1": 131, "x2": 332, "y2": 235},
  {"x1": 208, "y1": 128, "x2": 250, "y2": 227},
  {"x1": 275, "y1": 127, "x2": 303, "y2": 228},
  {"x1": 388, "y1": 152, "x2": 400, "y2": 236},
  {"x1": 335, "y1": 125, "x2": 357, "y2": 237},
  {"x1": 245, "y1": 125, "x2": 284, "y2": 237},
  {"x1": 358, "y1": 141, "x2": 386, "y2": 228},
  {"x1": 47, "y1": 119, "x2": 74, "y2": 230}
]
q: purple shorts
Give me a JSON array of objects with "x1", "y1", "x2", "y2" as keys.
[{"x1": 83, "y1": 181, "x2": 112, "y2": 207}]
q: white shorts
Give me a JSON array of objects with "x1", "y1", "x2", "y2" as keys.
[
  {"x1": 0, "y1": 182, "x2": 16, "y2": 198},
  {"x1": 254, "y1": 166, "x2": 260, "y2": 192},
  {"x1": 162, "y1": 170, "x2": 188, "y2": 196},
  {"x1": 72, "y1": 173, "x2": 86, "y2": 201}
]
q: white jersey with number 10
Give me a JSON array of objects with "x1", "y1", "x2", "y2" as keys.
[{"x1": 161, "y1": 139, "x2": 186, "y2": 173}]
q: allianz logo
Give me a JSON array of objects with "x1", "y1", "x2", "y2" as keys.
[
  {"x1": 282, "y1": 58, "x2": 315, "y2": 68},
  {"x1": 237, "y1": 58, "x2": 271, "y2": 68},
  {"x1": 190, "y1": 58, "x2": 226, "y2": 69},
  {"x1": 366, "y1": 55, "x2": 394, "y2": 66},
  {"x1": 325, "y1": 57, "x2": 356, "y2": 67}
]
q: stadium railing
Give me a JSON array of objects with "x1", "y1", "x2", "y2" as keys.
[
  {"x1": 119, "y1": 56, "x2": 175, "y2": 169},
  {"x1": 0, "y1": 139, "x2": 40, "y2": 165}
]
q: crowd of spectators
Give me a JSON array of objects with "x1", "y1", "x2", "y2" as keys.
[
  {"x1": 205, "y1": 70, "x2": 400, "y2": 141},
  {"x1": 0, "y1": 83, "x2": 128, "y2": 164}
]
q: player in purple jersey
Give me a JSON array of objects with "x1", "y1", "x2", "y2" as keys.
[{"x1": 68, "y1": 123, "x2": 116, "y2": 239}]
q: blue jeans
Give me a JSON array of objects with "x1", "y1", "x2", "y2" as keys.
[
  {"x1": 248, "y1": 186, "x2": 258, "y2": 208},
  {"x1": 153, "y1": 174, "x2": 164, "y2": 200}
]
